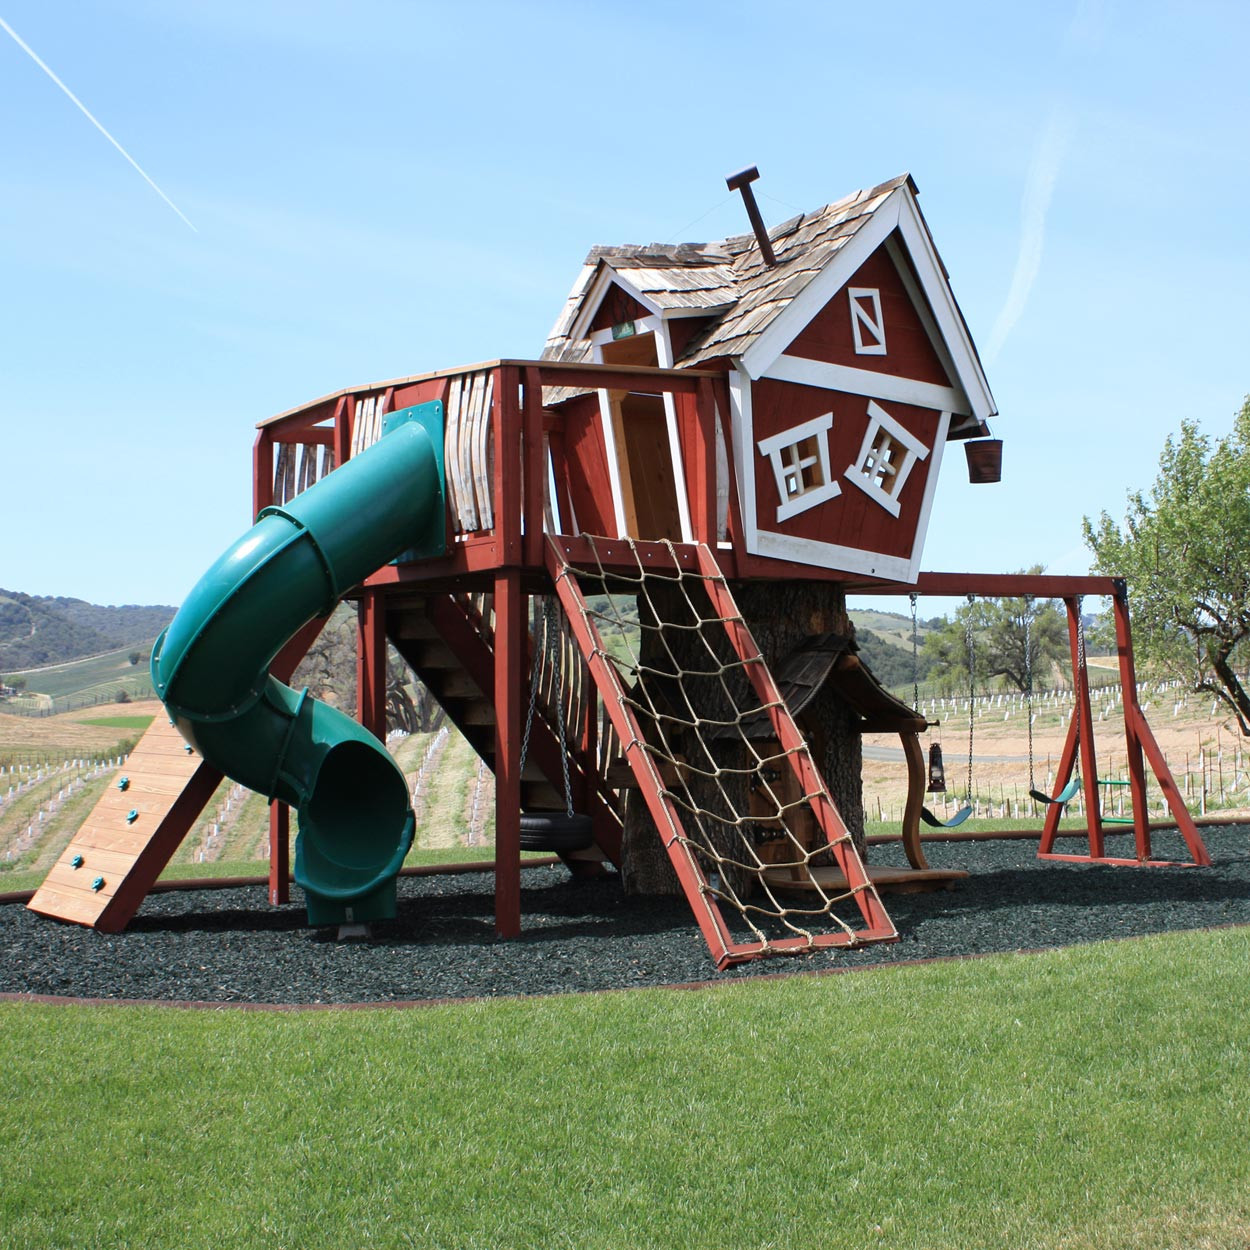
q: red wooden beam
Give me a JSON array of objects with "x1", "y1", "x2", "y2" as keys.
[
  {"x1": 357, "y1": 589, "x2": 387, "y2": 741},
  {"x1": 333, "y1": 394, "x2": 352, "y2": 467},
  {"x1": 493, "y1": 569, "x2": 524, "y2": 938},
  {"x1": 531, "y1": 362, "x2": 712, "y2": 396},
  {"x1": 1113, "y1": 586, "x2": 1153, "y2": 859},
  {"x1": 268, "y1": 801, "x2": 289, "y2": 906},
  {"x1": 865, "y1": 572, "x2": 1122, "y2": 599},
  {"x1": 1068, "y1": 597, "x2": 1105, "y2": 858},
  {"x1": 522, "y1": 366, "x2": 545, "y2": 566},
  {"x1": 495, "y1": 365, "x2": 522, "y2": 567},
  {"x1": 252, "y1": 429, "x2": 274, "y2": 518}
]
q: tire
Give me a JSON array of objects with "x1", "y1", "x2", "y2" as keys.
[{"x1": 518, "y1": 811, "x2": 595, "y2": 852}]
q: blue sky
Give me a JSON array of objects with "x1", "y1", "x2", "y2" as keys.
[{"x1": 2, "y1": 1, "x2": 1247, "y2": 612}]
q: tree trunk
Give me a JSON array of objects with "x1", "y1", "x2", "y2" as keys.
[{"x1": 621, "y1": 579, "x2": 864, "y2": 895}]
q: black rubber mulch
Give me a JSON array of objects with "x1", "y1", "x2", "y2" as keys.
[{"x1": 2, "y1": 825, "x2": 1248, "y2": 1006}]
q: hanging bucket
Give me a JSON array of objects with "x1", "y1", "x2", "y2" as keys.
[{"x1": 965, "y1": 439, "x2": 1002, "y2": 484}]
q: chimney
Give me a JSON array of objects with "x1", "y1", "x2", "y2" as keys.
[{"x1": 725, "y1": 165, "x2": 777, "y2": 267}]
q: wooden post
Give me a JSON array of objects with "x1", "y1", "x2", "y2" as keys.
[
  {"x1": 357, "y1": 589, "x2": 387, "y2": 740},
  {"x1": 252, "y1": 429, "x2": 274, "y2": 518},
  {"x1": 1066, "y1": 597, "x2": 1104, "y2": 858},
  {"x1": 332, "y1": 394, "x2": 352, "y2": 468},
  {"x1": 268, "y1": 801, "x2": 289, "y2": 906},
  {"x1": 493, "y1": 569, "x2": 524, "y2": 938},
  {"x1": 1112, "y1": 582, "x2": 1153, "y2": 859},
  {"x1": 495, "y1": 365, "x2": 523, "y2": 566},
  {"x1": 522, "y1": 366, "x2": 545, "y2": 566}
]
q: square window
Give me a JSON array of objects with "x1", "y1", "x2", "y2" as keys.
[{"x1": 757, "y1": 414, "x2": 842, "y2": 523}]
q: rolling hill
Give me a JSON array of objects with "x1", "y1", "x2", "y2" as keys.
[{"x1": 0, "y1": 590, "x2": 175, "y2": 673}]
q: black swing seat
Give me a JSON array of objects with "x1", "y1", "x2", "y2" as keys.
[
  {"x1": 920, "y1": 804, "x2": 972, "y2": 829},
  {"x1": 1028, "y1": 778, "x2": 1080, "y2": 807},
  {"x1": 519, "y1": 811, "x2": 594, "y2": 852}
]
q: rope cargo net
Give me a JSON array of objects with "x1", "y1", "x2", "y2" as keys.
[{"x1": 548, "y1": 535, "x2": 896, "y2": 967}]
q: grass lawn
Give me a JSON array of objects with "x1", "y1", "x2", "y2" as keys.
[
  {"x1": 76, "y1": 715, "x2": 156, "y2": 731},
  {"x1": 1, "y1": 927, "x2": 1248, "y2": 1249}
]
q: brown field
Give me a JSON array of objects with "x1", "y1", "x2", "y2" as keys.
[
  {"x1": 4, "y1": 673, "x2": 1246, "y2": 885},
  {"x1": 863, "y1": 669, "x2": 1250, "y2": 825},
  {"x1": 0, "y1": 698, "x2": 162, "y2": 764}
]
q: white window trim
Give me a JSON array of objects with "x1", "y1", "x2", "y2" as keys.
[
  {"x1": 756, "y1": 413, "x2": 842, "y2": 523},
  {"x1": 766, "y1": 354, "x2": 969, "y2": 416},
  {"x1": 849, "y1": 287, "x2": 887, "y2": 355},
  {"x1": 845, "y1": 399, "x2": 930, "y2": 518}
]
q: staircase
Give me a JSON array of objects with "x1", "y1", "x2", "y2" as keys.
[{"x1": 386, "y1": 591, "x2": 624, "y2": 866}]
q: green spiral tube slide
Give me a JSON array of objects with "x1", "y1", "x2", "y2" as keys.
[{"x1": 151, "y1": 403, "x2": 445, "y2": 925}]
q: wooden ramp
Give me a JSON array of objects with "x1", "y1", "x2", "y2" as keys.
[{"x1": 27, "y1": 716, "x2": 222, "y2": 932}]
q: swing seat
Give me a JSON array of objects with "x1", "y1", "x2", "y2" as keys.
[
  {"x1": 519, "y1": 811, "x2": 594, "y2": 852},
  {"x1": 920, "y1": 804, "x2": 972, "y2": 829},
  {"x1": 1029, "y1": 778, "x2": 1080, "y2": 807}
]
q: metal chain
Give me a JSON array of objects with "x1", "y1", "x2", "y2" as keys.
[
  {"x1": 910, "y1": 592, "x2": 921, "y2": 713},
  {"x1": 965, "y1": 594, "x2": 976, "y2": 803},
  {"x1": 1073, "y1": 595, "x2": 1086, "y2": 753},
  {"x1": 552, "y1": 605, "x2": 574, "y2": 817},
  {"x1": 1024, "y1": 598, "x2": 1035, "y2": 789},
  {"x1": 517, "y1": 599, "x2": 544, "y2": 779}
]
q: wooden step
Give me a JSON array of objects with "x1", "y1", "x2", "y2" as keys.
[{"x1": 437, "y1": 670, "x2": 485, "y2": 699}]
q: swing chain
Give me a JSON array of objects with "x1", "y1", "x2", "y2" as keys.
[
  {"x1": 909, "y1": 592, "x2": 920, "y2": 714},
  {"x1": 1024, "y1": 598, "x2": 1036, "y2": 790},
  {"x1": 1073, "y1": 594, "x2": 1086, "y2": 753},
  {"x1": 965, "y1": 594, "x2": 976, "y2": 804}
]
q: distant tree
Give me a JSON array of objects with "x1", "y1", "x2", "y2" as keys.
[
  {"x1": 115, "y1": 689, "x2": 131, "y2": 704},
  {"x1": 856, "y1": 628, "x2": 934, "y2": 690},
  {"x1": 921, "y1": 568, "x2": 1068, "y2": 695},
  {"x1": 128, "y1": 651, "x2": 142, "y2": 666},
  {"x1": 1084, "y1": 397, "x2": 1250, "y2": 734}
]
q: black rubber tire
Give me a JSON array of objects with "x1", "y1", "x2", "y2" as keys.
[{"x1": 518, "y1": 812, "x2": 595, "y2": 852}]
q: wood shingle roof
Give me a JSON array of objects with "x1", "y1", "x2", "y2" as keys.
[{"x1": 543, "y1": 174, "x2": 914, "y2": 370}]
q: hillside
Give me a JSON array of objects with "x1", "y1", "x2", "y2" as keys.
[{"x1": 0, "y1": 590, "x2": 174, "y2": 673}]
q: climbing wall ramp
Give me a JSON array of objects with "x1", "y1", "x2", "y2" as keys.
[
  {"x1": 27, "y1": 716, "x2": 222, "y2": 932},
  {"x1": 547, "y1": 535, "x2": 896, "y2": 969}
]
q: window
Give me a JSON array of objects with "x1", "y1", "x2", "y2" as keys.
[
  {"x1": 848, "y1": 287, "x2": 887, "y2": 356},
  {"x1": 757, "y1": 413, "x2": 841, "y2": 522},
  {"x1": 846, "y1": 400, "x2": 929, "y2": 517}
]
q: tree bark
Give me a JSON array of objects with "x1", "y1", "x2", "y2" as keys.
[{"x1": 621, "y1": 579, "x2": 864, "y2": 895}]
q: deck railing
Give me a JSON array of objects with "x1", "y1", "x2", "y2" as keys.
[{"x1": 252, "y1": 358, "x2": 730, "y2": 571}]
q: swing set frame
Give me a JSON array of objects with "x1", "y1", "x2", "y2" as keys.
[{"x1": 861, "y1": 571, "x2": 1211, "y2": 868}]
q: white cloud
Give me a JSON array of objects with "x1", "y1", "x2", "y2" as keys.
[{"x1": 984, "y1": 103, "x2": 1071, "y2": 365}]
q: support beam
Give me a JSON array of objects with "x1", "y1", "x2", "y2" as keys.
[
  {"x1": 357, "y1": 590, "x2": 387, "y2": 741},
  {"x1": 268, "y1": 801, "x2": 289, "y2": 905},
  {"x1": 493, "y1": 570, "x2": 524, "y2": 938}
]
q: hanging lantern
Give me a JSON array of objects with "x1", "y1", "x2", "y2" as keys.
[{"x1": 927, "y1": 742, "x2": 947, "y2": 793}]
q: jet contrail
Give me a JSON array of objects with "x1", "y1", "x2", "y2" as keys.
[
  {"x1": 984, "y1": 104, "x2": 1069, "y2": 365},
  {"x1": 0, "y1": 15, "x2": 196, "y2": 232}
]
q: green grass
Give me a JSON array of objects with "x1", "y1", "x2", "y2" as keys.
[
  {"x1": 4, "y1": 646, "x2": 157, "y2": 706},
  {"x1": 76, "y1": 715, "x2": 155, "y2": 730},
  {"x1": 1, "y1": 927, "x2": 1248, "y2": 1248}
]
